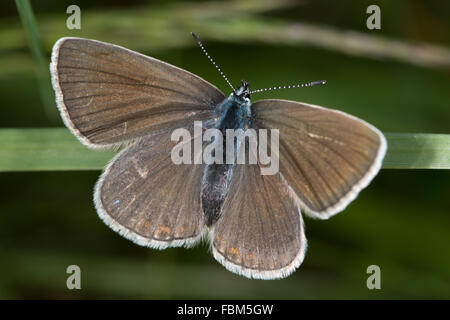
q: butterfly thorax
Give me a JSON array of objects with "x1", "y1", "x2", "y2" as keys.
[{"x1": 201, "y1": 81, "x2": 252, "y2": 227}]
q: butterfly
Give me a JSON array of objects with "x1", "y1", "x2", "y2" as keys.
[{"x1": 50, "y1": 33, "x2": 386, "y2": 279}]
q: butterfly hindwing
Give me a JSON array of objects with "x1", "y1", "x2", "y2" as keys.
[
  {"x1": 211, "y1": 140, "x2": 306, "y2": 279},
  {"x1": 95, "y1": 130, "x2": 207, "y2": 248}
]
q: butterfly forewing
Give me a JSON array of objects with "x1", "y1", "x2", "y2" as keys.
[
  {"x1": 251, "y1": 99, "x2": 386, "y2": 218},
  {"x1": 51, "y1": 37, "x2": 225, "y2": 148},
  {"x1": 95, "y1": 130, "x2": 207, "y2": 248}
]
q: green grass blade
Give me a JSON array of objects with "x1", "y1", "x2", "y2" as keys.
[
  {"x1": 14, "y1": 0, "x2": 57, "y2": 122},
  {"x1": 0, "y1": 128, "x2": 114, "y2": 172},
  {"x1": 383, "y1": 133, "x2": 450, "y2": 169},
  {"x1": 0, "y1": 129, "x2": 448, "y2": 171}
]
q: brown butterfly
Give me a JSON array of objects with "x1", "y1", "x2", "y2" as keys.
[{"x1": 50, "y1": 34, "x2": 386, "y2": 279}]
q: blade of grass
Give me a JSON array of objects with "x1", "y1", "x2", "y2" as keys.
[
  {"x1": 383, "y1": 133, "x2": 450, "y2": 169},
  {"x1": 15, "y1": 0, "x2": 57, "y2": 123},
  {"x1": 0, "y1": 129, "x2": 448, "y2": 171},
  {"x1": 0, "y1": 128, "x2": 114, "y2": 172}
]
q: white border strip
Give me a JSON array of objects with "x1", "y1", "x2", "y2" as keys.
[{"x1": 50, "y1": 37, "x2": 101, "y2": 148}]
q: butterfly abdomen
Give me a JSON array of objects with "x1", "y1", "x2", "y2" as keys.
[
  {"x1": 201, "y1": 98, "x2": 250, "y2": 227},
  {"x1": 201, "y1": 162, "x2": 233, "y2": 226}
]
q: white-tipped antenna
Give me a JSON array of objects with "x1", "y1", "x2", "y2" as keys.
[
  {"x1": 250, "y1": 80, "x2": 326, "y2": 94},
  {"x1": 191, "y1": 32, "x2": 235, "y2": 93}
]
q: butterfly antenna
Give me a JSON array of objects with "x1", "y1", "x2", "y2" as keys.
[
  {"x1": 250, "y1": 80, "x2": 326, "y2": 94},
  {"x1": 191, "y1": 32, "x2": 235, "y2": 93}
]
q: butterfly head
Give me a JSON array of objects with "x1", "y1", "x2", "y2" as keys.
[{"x1": 233, "y1": 80, "x2": 251, "y2": 102}]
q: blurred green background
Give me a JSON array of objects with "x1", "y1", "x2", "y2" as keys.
[{"x1": 0, "y1": 0, "x2": 449, "y2": 299}]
